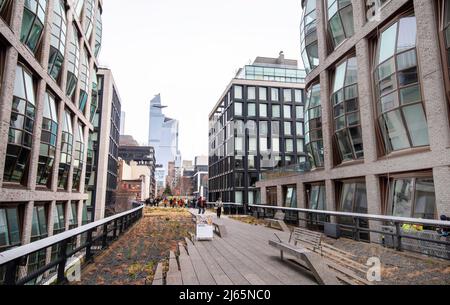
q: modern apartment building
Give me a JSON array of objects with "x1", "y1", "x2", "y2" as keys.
[
  {"x1": 85, "y1": 67, "x2": 121, "y2": 221},
  {"x1": 256, "y1": 0, "x2": 450, "y2": 242},
  {"x1": 208, "y1": 53, "x2": 307, "y2": 206},
  {"x1": 0, "y1": 0, "x2": 104, "y2": 280}
]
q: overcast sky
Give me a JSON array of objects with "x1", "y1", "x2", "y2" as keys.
[{"x1": 100, "y1": 0, "x2": 303, "y2": 161}]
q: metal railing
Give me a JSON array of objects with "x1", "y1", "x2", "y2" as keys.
[
  {"x1": 0, "y1": 204, "x2": 144, "y2": 285},
  {"x1": 248, "y1": 204, "x2": 450, "y2": 259}
]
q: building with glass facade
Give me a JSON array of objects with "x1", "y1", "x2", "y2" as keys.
[
  {"x1": 85, "y1": 68, "x2": 121, "y2": 221},
  {"x1": 148, "y1": 94, "x2": 182, "y2": 194},
  {"x1": 208, "y1": 53, "x2": 306, "y2": 206},
  {"x1": 0, "y1": 0, "x2": 104, "y2": 280},
  {"x1": 256, "y1": 0, "x2": 450, "y2": 242}
]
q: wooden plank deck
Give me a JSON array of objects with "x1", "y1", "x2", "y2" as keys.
[{"x1": 162, "y1": 210, "x2": 317, "y2": 285}]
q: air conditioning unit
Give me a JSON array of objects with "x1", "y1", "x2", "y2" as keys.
[{"x1": 324, "y1": 222, "x2": 341, "y2": 239}]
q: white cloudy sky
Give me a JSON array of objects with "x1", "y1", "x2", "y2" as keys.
[{"x1": 100, "y1": 0, "x2": 303, "y2": 161}]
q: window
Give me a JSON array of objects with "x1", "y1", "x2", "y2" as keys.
[
  {"x1": 0, "y1": 0, "x2": 12, "y2": 22},
  {"x1": 94, "y1": 8, "x2": 102, "y2": 57},
  {"x1": 48, "y1": 0, "x2": 66, "y2": 82},
  {"x1": 338, "y1": 181, "x2": 369, "y2": 239},
  {"x1": 234, "y1": 85, "x2": 243, "y2": 99},
  {"x1": 284, "y1": 105, "x2": 291, "y2": 119},
  {"x1": 68, "y1": 202, "x2": 78, "y2": 229},
  {"x1": 300, "y1": 0, "x2": 319, "y2": 73},
  {"x1": 247, "y1": 103, "x2": 256, "y2": 116},
  {"x1": 28, "y1": 205, "x2": 48, "y2": 278},
  {"x1": 58, "y1": 110, "x2": 73, "y2": 189},
  {"x1": 66, "y1": 25, "x2": 80, "y2": 99},
  {"x1": 259, "y1": 87, "x2": 267, "y2": 101},
  {"x1": 272, "y1": 105, "x2": 281, "y2": 118},
  {"x1": 83, "y1": 0, "x2": 94, "y2": 39},
  {"x1": 297, "y1": 139, "x2": 304, "y2": 153},
  {"x1": 374, "y1": 15, "x2": 429, "y2": 154},
  {"x1": 266, "y1": 187, "x2": 278, "y2": 206},
  {"x1": 284, "y1": 186, "x2": 297, "y2": 208},
  {"x1": 307, "y1": 184, "x2": 326, "y2": 224},
  {"x1": 247, "y1": 87, "x2": 256, "y2": 100},
  {"x1": 235, "y1": 191, "x2": 243, "y2": 204},
  {"x1": 331, "y1": 56, "x2": 364, "y2": 163},
  {"x1": 295, "y1": 90, "x2": 303, "y2": 103},
  {"x1": 305, "y1": 83, "x2": 324, "y2": 168},
  {"x1": 78, "y1": 48, "x2": 90, "y2": 113},
  {"x1": 90, "y1": 68, "x2": 98, "y2": 123},
  {"x1": 4, "y1": 65, "x2": 36, "y2": 185},
  {"x1": 73, "y1": 0, "x2": 83, "y2": 21},
  {"x1": 37, "y1": 92, "x2": 58, "y2": 187},
  {"x1": 0, "y1": 207, "x2": 21, "y2": 251},
  {"x1": 296, "y1": 106, "x2": 304, "y2": 119},
  {"x1": 389, "y1": 177, "x2": 436, "y2": 219},
  {"x1": 285, "y1": 139, "x2": 294, "y2": 152},
  {"x1": 72, "y1": 123, "x2": 84, "y2": 191},
  {"x1": 20, "y1": 0, "x2": 47, "y2": 53},
  {"x1": 259, "y1": 104, "x2": 267, "y2": 117},
  {"x1": 271, "y1": 88, "x2": 279, "y2": 101},
  {"x1": 283, "y1": 89, "x2": 292, "y2": 102},
  {"x1": 234, "y1": 102, "x2": 243, "y2": 116},
  {"x1": 284, "y1": 122, "x2": 292, "y2": 135},
  {"x1": 296, "y1": 122, "x2": 304, "y2": 136},
  {"x1": 327, "y1": 0, "x2": 354, "y2": 49},
  {"x1": 438, "y1": 0, "x2": 450, "y2": 104}
]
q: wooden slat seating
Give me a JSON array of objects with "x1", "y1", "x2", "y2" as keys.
[
  {"x1": 165, "y1": 251, "x2": 182, "y2": 285},
  {"x1": 288, "y1": 228, "x2": 371, "y2": 285},
  {"x1": 213, "y1": 222, "x2": 227, "y2": 238},
  {"x1": 265, "y1": 211, "x2": 290, "y2": 232}
]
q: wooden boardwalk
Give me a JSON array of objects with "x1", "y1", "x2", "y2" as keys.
[{"x1": 153, "y1": 210, "x2": 317, "y2": 285}]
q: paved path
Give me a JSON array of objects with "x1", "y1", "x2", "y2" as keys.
[{"x1": 164, "y1": 209, "x2": 317, "y2": 285}]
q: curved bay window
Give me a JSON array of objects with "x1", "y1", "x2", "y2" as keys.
[
  {"x1": 4, "y1": 65, "x2": 36, "y2": 185},
  {"x1": 374, "y1": 15, "x2": 430, "y2": 154},
  {"x1": 90, "y1": 68, "x2": 98, "y2": 122},
  {"x1": 337, "y1": 180, "x2": 369, "y2": 240},
  {"x1": 58, "y1": 110, "x2": 73, "y2": 189},
  {"x1": 36, "y1": 92, "x2": 58, "y2": 187},
  {"x1": 84, "y1": 0, "x2": 94, "y2": 39},
  {"x1": 331, "y1": 56, "x2": 364, "y2": 163},
  {"x1": 438, "y1": 0, "x2": 450, "y2": 106},
  {"x1": 300, "y1": 0, "x2": 319, "y2": 73},
  {"x1": 27, "y1": 204, "x2": 48, "y2": 282},
  {"x1": 94, "y1": 9, "x2": 102, "y2": 57},
  {"x1": 66, "y1": 25, "x2": 80, "y2": 99},
  {"x1": 78, "y1": 48, "x2": 90, "y2": 113},
  {"x1": 50, "y1": 202, "x2": 65, "y2": 263},
  {"x1": 73, "y1": 0, "x2": 83, "y2": 21},
  {"x1": 388, "y1": 175, "x2": 436, "y2": 219},
  {"x1": 0, "y1": 207, "x2": 21, "y2": 252},
  {"x1": 0, "y1": 0, "x2": 12, "y2": 22},
  {"x1": 48, "y1": 0, "x2": 66, "y2": 82},
  {"x1": 20, "y1": 0, "x2": 47, "y2": 53},
  {"x1": 72, "y1": 123, "x2": 85, "y2": 191},
  {"x1": 304, "y1": 83, "x2": 324, "y2": 169},
  {"x1": 326, "y1": 0, "x2": 354, "y2": 49}
]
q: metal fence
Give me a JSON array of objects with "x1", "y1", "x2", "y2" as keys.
[
  {"x1": 0, "y1": 204, "x2": 144, "y2": 285},
  {"x1": 247, "y1": 204, "x2": 450, "y2": 259}
]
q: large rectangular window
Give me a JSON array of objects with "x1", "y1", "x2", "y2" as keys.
[{"x1": 0, "y1": 207, "x2": 21, "y2": 251}]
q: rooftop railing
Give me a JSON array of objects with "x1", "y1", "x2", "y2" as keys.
[{"x1": 0, "y1": 204, "x2": 144, "y2": 285}]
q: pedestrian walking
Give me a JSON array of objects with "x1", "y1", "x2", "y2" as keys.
[
  {"x1": 201, "y1": 197, "x2": 207, "y2": 214},
  {"x1": 215, "y1": 198, "x2": 224, "y2": 219}
]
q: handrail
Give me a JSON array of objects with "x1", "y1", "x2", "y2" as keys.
[
  {"x1": 248, "y1": 204, "x2": 450, "y2": 227},
  {"x1": 206, "y1": 202, "x2": 243, "y2": 206},
  {"x1": 0, "y1": 204, "x2": 144, "y2": 266}
]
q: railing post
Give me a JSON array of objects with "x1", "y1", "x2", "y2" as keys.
[
  {"x1": 119, "y1": 217, "x2": 123, "y2": 234},
  {"x1": 56, "y1": 240, "x2": 69, "y2": 285},
  {"x1": 4, "y1": 258, "x2": 21, "y2": 285},
  {"x1": 113, "y1": 219, "x2": 118, "y2": 239},
  {"x1": 355, "y1": 218, "x2": 361, "y2": 242},
  {"x1": 102, "y1": 223, "x2": 109, "y2": 249},
  {"x1": 85, "y1": 229, "x2": 94, "y2": 263},
  {"x1": 395, "y1": 222, "x2": 403, "y2": 251}
]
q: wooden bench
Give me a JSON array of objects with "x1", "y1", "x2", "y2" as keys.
[
  {"x1": 151, "y1": 262, "x2": 164, "y2": 285},
  {"x1": 271, "y1": 227, "x2": 372, "y2": 285},
  {"x1": 265, "y1": 211, "x2": 290, "y2": 232},
  {"x1": 213, "y1": 222, "x2": 227, "y2": 238},
  {"x1": 165, "y1": 251, "x2": 182, "y2": 285}
]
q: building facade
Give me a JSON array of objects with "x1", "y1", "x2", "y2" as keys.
[
  {"x1": 0, "y1": 0, "x2": 104, "y2": 280},
  {"x1": 86, "y1": 67, "x2": 121, "y2": 221},
  {"x1": 257, "y1": 0, "x2": 450, "y2": 242},
  {"x1": 148, "y1": 93, "x2": 181, "y2": 193},
  {"x1": 118, "y1": 137, "x2": 156, "y2": 199},
  {"x1": 208, "y1": 54, "x2": 306, "y2": 206}
]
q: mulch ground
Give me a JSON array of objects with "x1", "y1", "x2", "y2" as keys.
[{"x1": 76, "y1": 208, "x2": 194, "y2": 285}]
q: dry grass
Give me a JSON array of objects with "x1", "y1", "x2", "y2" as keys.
[{"x1": 229, "y1": 215, "x2": 269, "y2": 226}]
